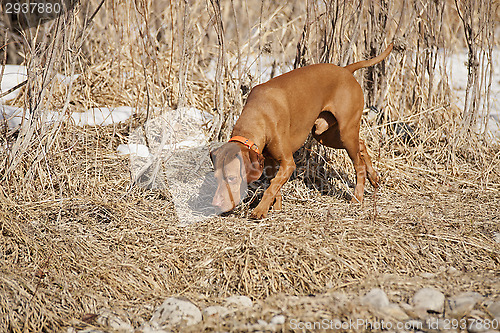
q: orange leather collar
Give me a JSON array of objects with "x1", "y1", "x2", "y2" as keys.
[{"x1": 229, "y1": 136, "x2": 261, "y2": 155}]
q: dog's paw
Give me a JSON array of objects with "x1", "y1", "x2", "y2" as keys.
[
  {"x1": 271, "y1": 195, "x2": 282, "y2": 211},
  {"x1": 369, "y1": 171, "x2": 380, "y2": 188},
  {"x1": 250, "y1": 205, "x2": 269, "y2": 219},
  {"x1": 350, "y1": 196, "x2": 363, "y2": 204}
]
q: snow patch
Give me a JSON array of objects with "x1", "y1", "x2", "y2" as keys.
[
  {"x1": 448, "y1": 48, "x2": 500, "y2": 138},
  {"x1": 0, "y1": 104, "x2": 27, "y2": 128},
  {"x1": 55, "y1": 73, "x2": 80, "y2": 85},
  {"x1": 117, "y1": 144, "x2": 150, "y2": 157},
  {"x1": 70, "y1": 106, "x2": 134, "y2": 127},
  {"x1": 0, "y1": 65, "x2": 27, "y2": 103}
]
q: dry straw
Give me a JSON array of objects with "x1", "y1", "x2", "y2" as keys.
[{"x1": 0, "y1": 0, "x2": 499, "y2": 331}]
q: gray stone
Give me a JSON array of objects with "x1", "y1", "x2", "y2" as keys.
[
  {"x1": 381, "y1": 303, "x2": 410, "y2": 321},
  {"x1": 137, "y1": 322, "x2": 170, "y2": 333},
  {"x1": 399, "y1": 302, "x2": 431, "y2": 320},
  {"x1": 487, "y1": 301, "x2": 500, "y2": 318},
  {"x1": 202, "y1": 305, "x2": 230, "y2": 318},
  {"x1": 257, "y1": 319, "x2": 268, "y2": 326},
  {"x1": 150, "y1": 297, "x2": 202, "y2": 327},
  {"x1": 446, "y1": 292, "x2": 483, "y2": 317},
  {"x1": 420, "y1": 272, "x2": 436, "y2": 279},
  {"x1": 467, "y1": 316, "x2": 491, "y2": 333},
  {"x1": 225, "y1": 295, "x2": 253, "y2": 308},
  {"x1": 412, "y1": 288, "x2": 445, "y2": 313},
  {"x1": 270, "y1": 315, "x2": 286, "y2": 325},
  {"x1": 361, "y1": 288, "x2": 390, "y2": 309},
  {"x1": 494, "y1": 232, "x2": 500, "y2": 244},
  {"x1": 400, "y1": 303, "x2": 413, "y2": 311},
  {"x1": 96, "y1": 309, "x2": 134, "y2": 333}
]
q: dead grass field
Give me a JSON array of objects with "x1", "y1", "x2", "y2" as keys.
[
  {"x1": 0, "y1": 115, "x2": 498, "y2": 331},
  {"x1": 0, "y1": 0, "x2": 499, "y2": 332}
]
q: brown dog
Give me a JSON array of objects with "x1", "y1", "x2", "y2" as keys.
[{"x1": 211, "y1": 43, "x2": 393, "y2": 218}]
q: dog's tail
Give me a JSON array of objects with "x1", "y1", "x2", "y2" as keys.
[{"x1": 344, "y1": 43, "x2": 393, "y2": 73}]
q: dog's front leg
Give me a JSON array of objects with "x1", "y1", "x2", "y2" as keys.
[
  {"x1": 251, "y1": 157, "x2": 295, "y2": 219},
  {"x1": 263, "y1": 157, "x2": 282, "y2": 211}
]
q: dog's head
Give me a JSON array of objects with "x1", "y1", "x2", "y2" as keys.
[{"x1": 210, "y1": 142, "x2": 264, "y2": 213}]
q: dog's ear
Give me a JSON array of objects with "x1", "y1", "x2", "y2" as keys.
[
  {"x1": 209, "y1": 147, "x2": 221, "y2": 168},
  {"x1": 242, "y1": 149, "x2": 264, "y2": 183}
]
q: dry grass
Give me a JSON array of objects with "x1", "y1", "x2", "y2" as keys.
[
  {"x1": 0, "y1": 0, "x2": 499, "y2": 332},
  {"x1": 1, "y1": 144, "x2": 498, "y2": 331}
]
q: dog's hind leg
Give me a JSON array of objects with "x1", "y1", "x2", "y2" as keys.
[
  {"x1": 359, "y1": 139, "x2": 379, "y2": 188},
  {"x1": 342, "y1": 130, "x2": 367, "y2": 203},
  {"x1": 313, "y1": 111, "x2": 337, "y2": 136}
]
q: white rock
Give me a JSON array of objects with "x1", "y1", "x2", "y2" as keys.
[
  {"x1": 96, "y1": 309, "x2": 133, "y2": 333},
  {"x1": 202, "y1": 305, "x2": 230, "y2": 318},
  {"x1": 137, "y1": 322, "x2": 170, "y2": 333},
  {"x1": 150, "y1": 297, "x2": 202, "y2": 327},
  {"x1": 400, "y1": 303, "x2": 413, "y2": 311},
  {"x1": 494, "y1": 232, "x2": 500, "y2": 244},
  {"x1": 270, "y1": 315, "x2": 286, "y2": 325},
  {"x1": 412, "y1": 288, "x2": 445, "y2": 313},
  {"x1": 361, "y1": 288, "x2": 390, "y2": 309},
  {"x1": 381, "y1": 303, "x2": 410, "y2": 321},
  {"x1": 487, "y1": 301, "x2": 500, "y2": 318},
  {"x1": 446, "y1": 292, "x2": 483, "y2": 317},
  {"x1": 420, "y1": 272, "x2": 436, "y2": 279},
  {"x1": 225, "y1": 295, "x2": 253, "y2": 308},
  {"x1": 257, "y1": 319, "x2": 268, "y2": 326},
  {"x1": 467, "y1": 313, "x2": 491, "y2": 333}
]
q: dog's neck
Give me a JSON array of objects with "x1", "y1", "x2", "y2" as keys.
[{"x1": 231, "y1": 125, "x2": 266, "y2": 154}]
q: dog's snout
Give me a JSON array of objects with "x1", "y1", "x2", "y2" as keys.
[{"x1": 212, "y1": 193, "x2": 223, "y2": 208}]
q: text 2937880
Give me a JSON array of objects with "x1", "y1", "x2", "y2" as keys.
[{"x1": 4, "y1": 1, "x2": 61, "y2": 15}]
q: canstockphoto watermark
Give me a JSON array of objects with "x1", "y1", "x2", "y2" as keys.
[
  {"x1": 289, "y1": 318, "x2": 420, "y2": 331},
  {"x1": 127, "y1": 107, "x2": 220, "y2": 225},
  {"x1": 126, "y1": 107, "x2": 357, "y2": 225},
  {"x1": 289, "y1": 318, "x2": 499, "y2": 331}
]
